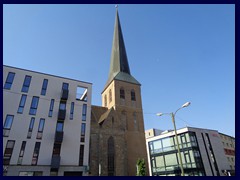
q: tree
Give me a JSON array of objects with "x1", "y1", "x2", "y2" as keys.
[{"x1": 136, "y1": 158, "x2": 146, "y2": 176}]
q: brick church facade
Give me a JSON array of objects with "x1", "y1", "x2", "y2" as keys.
[{"x1": 89, "y1": 9, "x2": 149, "y2": 176}]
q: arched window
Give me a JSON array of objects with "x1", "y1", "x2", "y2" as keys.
[
  {"x1": 104, "y1": 95, "x2": 107, "y2": 107},
  {"x1": 108, "y1": 136, "x2": 115, "y2": 176},
  {"x1": 120, "y1": 88, "x2": 125, "y2": 99},
  {"x1": 109, "y1": 89, "x2": 112, "y2": 103},
  {"x1": 131, "y1": 89, "x2": 136, "y2": 101}
]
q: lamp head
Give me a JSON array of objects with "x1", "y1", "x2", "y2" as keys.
[
  {"x1": 156, "y1": 113, "x2": 163, "y2": 116},
  {"x1": 182, "y1": 102, "x2": 191, "y2": 108}
]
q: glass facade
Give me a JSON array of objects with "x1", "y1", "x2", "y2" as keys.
[{"x1": 149, "y1": 132, "x2": 205, "y2": 176}]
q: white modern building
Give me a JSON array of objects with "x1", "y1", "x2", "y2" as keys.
[
  {"x1": 219, "y1": 133, "x2": 235, "y2": 175},
  {"x1": 145, "y1": 127, "x2": 231, "y2": 176},
  {"x1": 3, "y1": 65, "x2": 92, "y2": 176}
]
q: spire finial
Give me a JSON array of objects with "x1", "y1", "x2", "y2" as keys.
[{"x1": 115, "y1": 4, "x2": 118, "y2": 9}]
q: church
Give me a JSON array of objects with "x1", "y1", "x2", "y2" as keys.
[{"x1": 89, "y1": 8, "x2": 149, "y2": 176}]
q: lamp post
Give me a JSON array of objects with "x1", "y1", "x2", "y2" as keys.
[{"x1": 156, "y1": 102, "x2": 191, "y2": 176}]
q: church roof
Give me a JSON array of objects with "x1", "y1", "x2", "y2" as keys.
[{"x1": 103, "y1": 9, "x2": 140, "y2": 91}]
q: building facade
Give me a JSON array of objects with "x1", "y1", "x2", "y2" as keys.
[
  {"x1": 145, "y1": 127, "x2": 230, "y2": 176},
  {"x1": 219, "y1": 133, "x2": 235, "y2": 175},
  {"x1": 89, "y1": 9, "x2": 149, "y2": 176},
  {"x1": 3, "y1": 65, "x2": 92, "y2": 176}
]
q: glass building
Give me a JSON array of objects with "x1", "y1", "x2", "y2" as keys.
[{"x1": 149, "y1": 131, "x2": 205, "y2": 176}]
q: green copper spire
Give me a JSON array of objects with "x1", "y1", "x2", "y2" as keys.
[{"x1": 104, "y1": 8, "x2": 140, "y2": 91}]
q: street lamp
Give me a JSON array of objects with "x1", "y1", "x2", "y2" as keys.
[{"x1": 156, "y1": 102, "x2": 191, "y2": 176}]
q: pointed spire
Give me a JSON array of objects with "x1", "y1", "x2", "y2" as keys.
[
  {"x1": 103, "y1": 7, "x2": 140, "y2": 91},
  {"x1": 109, "y1": 8, "x2": 131, "y2": 77}
]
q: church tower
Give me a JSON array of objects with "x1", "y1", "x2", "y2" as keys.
[{"x1": 101, "y1": 8, "x2": 148, "y2": 176}]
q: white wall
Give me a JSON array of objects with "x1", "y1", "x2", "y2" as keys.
[{"x1": 3, "y1": 65, "x2": 92, "y2": 170}]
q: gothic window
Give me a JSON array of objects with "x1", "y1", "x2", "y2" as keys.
[
  {"x1": 131, "y1": 89, "x2": 136, "y2": 101},
  {"x1": 120, "y1": 88, "x2": 125, "y2": 99},
  {"x1": 109, "y1": 89, "x2": 112, "y2": 103},
  {"x1": 108, "y1": 136, "x2": 115, "y2": 176},
  {"x1": 104, "y1": 95, "x2": 107, "y2": 107}
]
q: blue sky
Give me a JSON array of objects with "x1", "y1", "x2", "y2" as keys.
[{"x1": 3, "y1": 4, "x2": 235, "y2": 137}]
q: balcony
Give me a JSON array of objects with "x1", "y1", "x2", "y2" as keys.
[
  {"x1": 51, "y1": 155, "x2": 61, "y2": 169},
  {"x1": 55, "y1": 131, "x2": 64, "y2": 143},
  {"x1": 58, "y1": 109, "x2": 66, "y2": 120},
  {"x1": 61, "y1": 89, "x2": 69, "y2": 100}
]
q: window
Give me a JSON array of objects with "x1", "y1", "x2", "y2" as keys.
[
  {"x1": 36, "y1": 118, "x2": 45, "y2": 139},
  {"x1": 76, "y1": 86, "x2": 87, "y2": 101},
  {"x1": 104, "y1": 95, "x2": 107, "y2": 107},
  {"x1": 18, "y1": 94, "x2": 27, "y2": 113},
  {"x1": 22, "y1": 75, "x2": 32, "y2": 93},
  {"x1": 108, "y1": 136, "x2": 115, "y2": 176},
  {"x1": 120, "y1": 88, "x2": 125, "y2": 99},
  {"x1": 131, "y1": 90, "x2": 136, "y2": 101},
  {"x1": 32, "y1": 142, "x2": 41, "y2": 165},
  {"x1": 18, "y1": 141, "x2": 26, "y2": 165},
  {"x1": 4, "y1": 72, "x2": 15, "y2": 90},
  {"x1": 109, "y1": 89, "x2": 112, "y2": 103},
  {"x1": 59, "y1": 101, "x2": 66, "y2": 110},
  {"x1": 82, "y1": 104, "x2": 87, "y2": 121},
  {"x1": 27, "y1": 117, "x2": 35, "y2": 138},
  {"x1": 81, "y1": 123, "x2": 86, "y2": 142},
  {"x1": 70, "y1": 102, "x2": 74, "y2": 120},
  {"x1": 53, "y1": 143, "x2": 61, "y2": 155},
  {"x1": 56, "y1": 121, "x2": 64, "y2": 132},
  {"x1": 3, "y1": 140, "x2": 15, "y2": 165},
  {"x1": 48, "y1": 99, "x2": 54, "y2": 117},
  {"x1": 19, "y1": 171, "x2": 43, "y2": 176},
  {"x1": 62, "y1": 83, "x2": 69, "y2": 90},
  {"x1": 79, "y1": 145, "x2": 84, "y2": 166},
  {"x1": 29, "y1": 96, "x2": 39, "y2": 115},
  {"x1": 41, "y1": 79, "x2": 48, "y2": 95},
  {"x1": 3, "y1": 115, "x2": 14, "y2": 137}
]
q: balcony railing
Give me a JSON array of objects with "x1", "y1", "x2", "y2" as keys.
[
  {"x1": 55, "y1": 131, "x2": 64, "y2": 143},
  {"x1": 51, "y1": 155, "x2": 61, "y2": 169},
  {"x1": 61, "y1": 89, "x2": 69, "y2": 100},
  {"x1": 58, "y1": 109, "x2": 66, "y2": 120}
]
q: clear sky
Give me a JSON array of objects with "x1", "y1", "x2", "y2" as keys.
[{"x1": 3, "y1": 4, "x2": 235, "y2": 137}]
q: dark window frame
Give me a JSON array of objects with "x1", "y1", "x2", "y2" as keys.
[
  {"x1": 3, "y1": 115, "x2": 14, "y2": 130},
  {"x1": 48, "y1": 99, "x2": 54, "y2": 117},
  {"x1": 62, "y1": 83, "x2": 69, "y2": 90},
  {"x1": 18, "y1": 141, "x2": 26, "y2": 165},
  {"x1": 29, "y1": 96, "x2": 39, "y2": 115},
  {"x1": 27, "y1": 117, "x2": 35, "y2": 139},
  {"x1": 4, "y1": 72, "x2": 15, "y2": 90},
  {"x1": 120, "y1": 88, "x2": 125, "y2": 99},
  {"x1": 18, "y1": 94, "x2": 27, "y2": 114},
  {"x1": 108, "y1": 136, "x2": 115, "y2": 176},
  {"x1": 82, "y1": 104, "x2": 87, "y2": 121},
  {"x1": 41, "y1": 79, "x2": 48, "y2": 96},
  {"x1": 80, "y1": 123, "x2": 86, "y2": 142},
  {"x1": 56, "y1": 121, "x2": 64, "y2": 132},
  {"x1": 36, "y1": 118, "x2": 45, "y2": 139},
  {"x1": 21, "y1": 75, "x2": 32, "y2": 93},
  {"x1": 32, "y1": 142, "x2": 41, "y2": 165},
  {"x1": 3, "y1": 140, "x2": 15, "y2": 165},
  {"x1": 131, "y1": 89, "x2": 136, "y2": 101},
  {"x1": 70, "y1": 102, "x2": 74, "y2": 120},
  {"x1": 79, "y1": 145, "x2": 84, "y2": 166}
]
